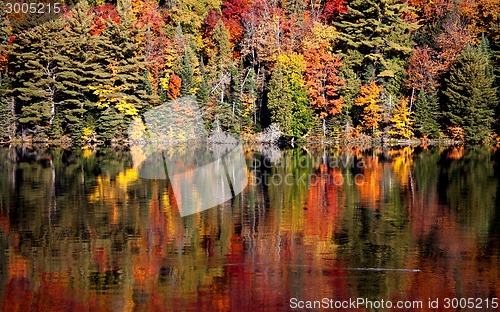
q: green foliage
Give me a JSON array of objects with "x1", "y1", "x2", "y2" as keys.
[
  {"x1": 58, "y1": 0, "x2": 103, "y2": 140},
  {"x1": 444, "y1": 44, "x2": 498, "y2": 143},
  {"x1": 335, "y1": 0, "x2": 417, "y2": 82},
  {"x1": 413, "y1": 89, "x2": 440, "y2": 139},
  {"x1": 267, "y1": 53, "x2": 312, "y2": 138},
  {"x1": 180, "y1": 47, "x2": 196, "y2": 96},
  {"x1": 10, "y1": 18, "x2": 68, "y2": 132},
  {"x1": 91, "y1": 0, "x2": 150, "y2": 142},
  {"x1": 0, "y1": 73, "x2": 14, "y2": 140}
]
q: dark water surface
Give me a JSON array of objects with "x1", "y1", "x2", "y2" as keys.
[{"x1": 0, "y1": 146, "x2": 499, "y2": 311}]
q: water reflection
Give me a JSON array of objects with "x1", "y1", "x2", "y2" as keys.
[{"x1": 0, "y1": 145, "x2": 499, "y2": 311}]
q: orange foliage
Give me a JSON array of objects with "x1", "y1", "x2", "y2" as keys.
[
  {"x1": 446, "y1": 146, "x2": 464, "y2": 160},
  {"x1": 356, "y1": 154, "x2": 383, "y2": 209},
  {"x1": 446, "y1": 125, "x2": 464, "y2": 142},
  {"x1": 460, "y1": 0, "x2": 500, "y2": 39},
  {"x1": 355, "y1": 81, "x2": 383, "y2": 133},
  {"x1": 167, "y1": 74, "x2": 181, "y2": 100},
  {"x1": 435, "y1": 18, "x2": 475, "y2": 70},
  {"x1": 305, "y1": 165, "x2": 344, "y2": 240},
  {"x1": 304, "y1": 44, "x2": 344, "y2": 118}
]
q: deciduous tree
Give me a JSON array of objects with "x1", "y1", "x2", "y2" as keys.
[
  {"x1": 389, "y1": 97, "x2": 413, "y2": 139},
  {"x1": 355, "y1": 81, "x2": 383, "y2": 134}
]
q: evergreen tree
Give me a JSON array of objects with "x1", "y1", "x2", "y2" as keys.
[
  {"x1": 241, "y1": 66, "x2": 258, "y2": 133},
  {"x1": 444, "y1": 44, "x2": 498, "y2": 143},
  {"x1": 207, "y1": 19, "x2": 233, "y2": 131},
  {"x1": 196, "y1": 58, "x2": 212, "y2": 129},
  {"x1": 10, "y1": 18, "x2": 67, "y2": 133},
  {"x1": 180, "y1": 47, "x2": 195, "y2": 96},
  {"x1": 224, "y1": 64, "x2": 242, "y2": 133},
  {"x1": 0, "y1": 72, "x2": 15, "y2": 141},
  {"x1": 267, "y1": 53, "x2": 312, "y2": 138},
  {"x1": 334, "y1": 0, "x2": 417, "y2": 81},
  {"x1": 92, "y1": 0, "x2": 150, "y2": 142},
  {"x1": 413, "y1": 88, "x2": 440, "y2": 138},
  {"x1": 0, "y1": 16, "x2": 14, "y2": 140},
  {"x1": 58, "y1": 1, "x2": 106, "y2": 139}
]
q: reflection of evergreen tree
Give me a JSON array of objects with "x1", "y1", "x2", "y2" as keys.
[
  {"x1": 413, "y1": 147, "x2": 441, "y2": 194},
  {"x1": 440, "y1": 147, "x2": 497, "y2": 233}
]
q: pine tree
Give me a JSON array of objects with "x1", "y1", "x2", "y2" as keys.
[
  {"x1": 91, "y1": 0, "x2": 150, "y2": 142},
  {"x1": 0, "y1": 72, "x2": 15, "y2": 141},
  {"x1": 334, "y1": 0, "x2": 417, "y2": 81},
  {"x1": 413, "y1": 88, "x2": 440, "y2": 138},
  {"x1": 57, "y1": 1, "x2": 106, "y2": 139},
  {"x1": 180, "y1": 47, "x2": 195, "y2": 96},
  {"x1": 10, "y1": 18, "x2": 67, "y2": 133},
  {"x1": 444, "y1": 44, "x2": 498, "y2": 143},
  {"x1": 207, "y1": 19, "x2": 233, "y2": 131},
  {"x1": 0, "y1": 16, "x2": 14, "y2": 140},
  {"x1": 241, "y1": 66, "x2": 258, "y2": 133},
  {"x1": 196, "y1": 58, "x2": 212, "y2": 129}
]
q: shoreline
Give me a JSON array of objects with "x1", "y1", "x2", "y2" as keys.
[{"x1": 0, "y1": 136, "x2": 464, "y2": 150}]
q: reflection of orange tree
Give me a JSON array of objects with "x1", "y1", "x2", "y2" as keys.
[{"x1": 356, "y1": 153, "x2": 383, "y2": 208}]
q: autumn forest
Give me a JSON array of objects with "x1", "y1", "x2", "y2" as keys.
[{"x1": 0, "y1": 0, "x2": 499, "y2": 145}]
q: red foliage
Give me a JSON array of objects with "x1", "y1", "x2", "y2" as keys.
[
  {"x1": 410, "y1": 0, "x2": 455, "y2": 20},
  {"x1": 90, "y1": 4, "x2": 120, "y2": 36},
  {"x1": 406, "y1": 46, "x2": 442, "y2": 91},
  {"x1": 221, "y1": 0, "x2": 251, "y2": 43},
  {"x1": 202, "y1": 9, "x2": 222, "y2": 38},
  {"x1": 304, "y1": 44, "x2": 344, "y2": 117},
  {"x1": 435, "y1": 17, "x2": 475, "y2": 70},
  {"x1": 321, "y1": 0, "x2": 347, "y2": 23}
]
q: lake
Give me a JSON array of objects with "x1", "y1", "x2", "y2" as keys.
[{"x1": 0, "y1": 145, "x2": 499, "y2": 311}]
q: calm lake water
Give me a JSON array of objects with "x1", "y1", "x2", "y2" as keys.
[{"x1": 0, "y1": 145, "x2": 499, "y2": 311}]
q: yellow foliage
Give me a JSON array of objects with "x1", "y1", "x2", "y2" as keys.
[
  {"x1": 88, "y1": 84, "x2": 138, "y2": 116},
  {"x1": 241, "y1": 93, "x2": 255, "y2": 118},
  {"x1": 389, "y1": 97, "x2": 413, "y2": 139},
  {"x1": 303, "y1": 22, "x2": 338, "y2": 51},
  {"x1": 81, "y1": 126, "x2": 96, "y2": 143},
  {"x1": 115, "y1": 96, "x2": 138, "y2": 116},
  {"x1": 116, "y1": 169, "x2": 139, "y2": 189},
  {"x1": 160, "y1": 72, "x2": 171, "y2": 91},
  {"x1": 389, "y1": 147, "x2": 414, "y2": 186}
]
